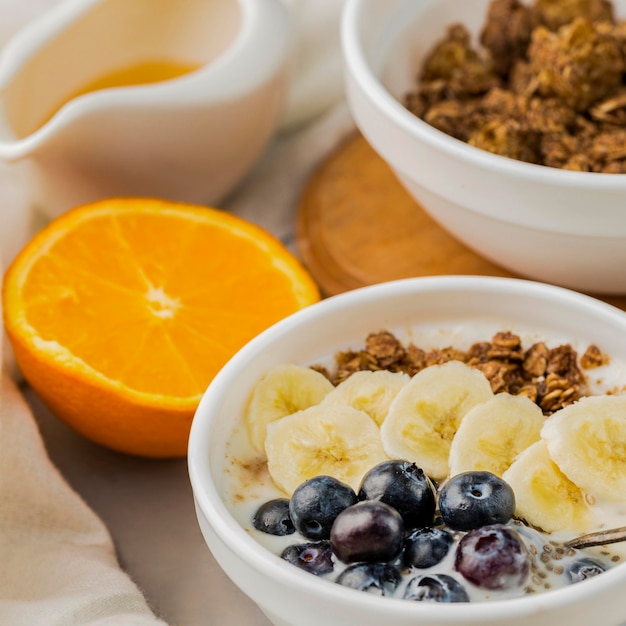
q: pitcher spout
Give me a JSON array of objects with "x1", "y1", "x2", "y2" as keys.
[
  {"x1": 0, "y1": 114, "x2": 41, "y2": 163},
  {"x1": 0, "y1": 0, "x2": 290, "y2": 218}
]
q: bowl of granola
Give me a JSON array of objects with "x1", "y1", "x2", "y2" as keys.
[
  {"x1": 188, "y1": 275, "x2": 626, "y2": 626},
  {"x1": 342, "y1": 0, "x2": 626, "y2": 295}
]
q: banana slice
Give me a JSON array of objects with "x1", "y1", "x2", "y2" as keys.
[
  {"x1": 380, "y1": 360, "x2": 494, "y2": 480},
  {"x1": 448, "y1": 393, "x2": 544, "y2": 478},
  {"x1": 245, "y1": 363, "x2": 335, "y2": 452},
  {"x1": 503, "y1": 440, "x2": 592, "y2": 533},
  {"x1": 541, "y1": 395, "x2": 626, "y2": 503},
  {"x1": 264, "y1": 404, "x2": 388, "y2": 495},
  {"x1": 320, "y1": 370, "x2": 410, "y2": 426}
]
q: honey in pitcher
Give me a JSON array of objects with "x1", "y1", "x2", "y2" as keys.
[{"x1": 40, "y1": 59, "x2": 202, "y2": 129}]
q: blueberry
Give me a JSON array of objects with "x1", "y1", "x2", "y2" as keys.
[
  {"x1": 438, "y1": 471, "x2": 516, "y2": 531},
  {"x1": 281, "y1": 541, "x2": 334, "y2": 576},
  {"x1": 289, "y1": 475, "x2": 358, "y2": 540},
  {"x1": 252, "y1": 498, "x2": 295, "y2": 536},
  {"x1": 335, "y1": 563, "x2": 401, "y2": 596},
  {"x1": 330, "y1": 500, "x2": 405, "y2": 563},
  {"x1": 403, "y1": 573, "x2": 469, "y2": 603},
  {"x1": 455, "y1": 524, "x2": 530, "y2": 590},
  {"x1": 358, "y1": 460, "x2": 436, "y2": 529},
  {"x1": 566, "y1": 558, "x2": 607, "y2": 584},
  {"x1": 403, "y1": 527, "x2": 454, "y2": 569}
]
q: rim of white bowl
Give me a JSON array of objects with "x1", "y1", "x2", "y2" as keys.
[
  {"x1": 341, "y1": 0, "x2": 626, "y2": 192},
  {"x1": 188, "y1": 275, "x2": 626, "y2": 622}
]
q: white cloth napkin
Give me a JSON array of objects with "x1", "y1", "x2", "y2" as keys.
[
  {"x1": 0, "y1": 373, "x2": 171, "y2": 626},
  {"x1": 0, "y1": 0, "x2": 353, "y2": 624}
]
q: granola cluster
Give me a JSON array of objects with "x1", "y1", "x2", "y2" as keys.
[
  {"x1": 405, "y1": 0, "x2": 626, "y2": 172},
  {"x1": 314, "y1": 329, "x2": 609, "y2": 414}
]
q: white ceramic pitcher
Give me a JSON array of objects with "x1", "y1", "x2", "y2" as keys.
[{"x1": 0, "y1": 0, "x2": 290, "y2": 218}]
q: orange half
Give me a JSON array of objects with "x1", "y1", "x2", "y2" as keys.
[{"x1": 2, "y1": 198, "x2": 320, "y2": 457}]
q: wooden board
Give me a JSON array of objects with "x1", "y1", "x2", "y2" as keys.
[{"x1": 296, "y1": 132, "x2": 626, "y2": 312}]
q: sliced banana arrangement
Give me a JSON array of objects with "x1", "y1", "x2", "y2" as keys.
[
  {"x1": 320, "y1": 369, "x2": 410, "y2": 426},
  {"x1": 264, "y1": 404, "x2": 388, "y2": 495},
  {"x1": 541, "y1": 395, "x2": 626, "y2": 503},
  {"x1": 243, "y1": 354, "x2": 626, "y2": 536},
  {"x1": 380, "y1": 361, "x2": 494, "y2": 480},
  {"x1": 448, "y1": 392, "x2": 544, "y2": 478},
  {"x1": 245, "y1": 363, "x2": 334, "y2": 452},
  {"x1": 503, "y1": 440, "x2": 593, "y2": 533}
]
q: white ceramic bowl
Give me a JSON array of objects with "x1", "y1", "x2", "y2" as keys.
[
  {"x1": 341, "y1": 0, "x2": 626, "y2": 295},
  {"x1": 188, "y1": 275, "x2": 626, "y2": 626}
]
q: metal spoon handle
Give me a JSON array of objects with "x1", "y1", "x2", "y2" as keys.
[{"x1": 566, "y1": 526, "x2": 626, "y2": 550}]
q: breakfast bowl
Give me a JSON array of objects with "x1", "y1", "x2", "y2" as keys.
[
  {"x1": 341, "y1": 0, "x2": 626, "y2": 295},
  {"x1": 188, "y1": 275, "x2": 626, "y2": 626}
]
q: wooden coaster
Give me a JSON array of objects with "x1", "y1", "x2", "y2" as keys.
[
  {"x1": 296, "y1": 132, "x2": 626, "y2": 312},
  {"x1": 296, "y1": 132, "x2": 514, "y2": 296}
]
